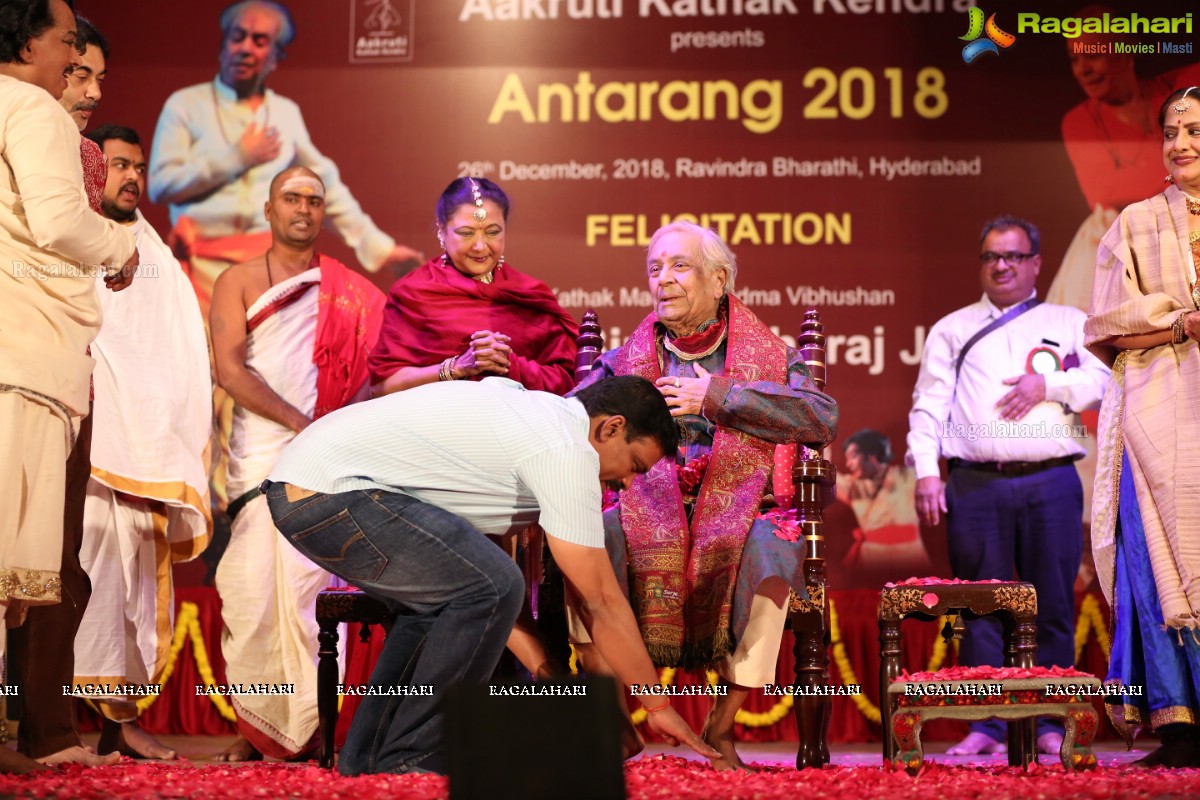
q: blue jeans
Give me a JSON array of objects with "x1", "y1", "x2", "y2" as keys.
[
  {"x1": 945, "y1": 463, "x2": 1084, "y2": 740},
  {"x1": 263, "y1": 481, "x2": 524, "y2": 775}
]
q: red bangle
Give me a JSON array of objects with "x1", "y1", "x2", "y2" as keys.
[{"x1": 644, "y1": 699, "x2": 671, "y2": 714}]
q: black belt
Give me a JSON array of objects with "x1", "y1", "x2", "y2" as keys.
[
  {"x1": 226, "y1": 487, "x2": 261, "y2": 523},
  {"x1": 947, "y1": 455, "x2": 1078, "y2": 478}
]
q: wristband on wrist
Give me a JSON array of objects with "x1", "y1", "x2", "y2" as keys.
[{"x1": 643, "y1": 699, "x2": 671, "y2": 714}]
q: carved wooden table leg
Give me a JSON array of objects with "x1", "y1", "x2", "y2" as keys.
[
  {"x1": 316, "y1": 618, "x2": 341, "y2": 769},
  {"x1": 1064, "y1": 705, "x2": 1099, "y2": 771},
  {"x1": 891, "y1": 710, "x2": 925, "y2": 775},
  {"x1": 878, "y1": 614, "x2": 903, "y2": 762},
  {"x1": 1002, "y1": 611, "x2": 1039, "y2": 767}
]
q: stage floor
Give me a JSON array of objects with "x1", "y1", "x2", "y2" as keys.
[
  {"x1": 1, "y1": 735, "x2": 1190, "y2": 800},
  {"x1": 65, "y1": 733, "x2": 1143, "y2": 768}
]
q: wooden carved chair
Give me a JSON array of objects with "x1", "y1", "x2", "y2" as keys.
[
  {"x1": 776, "y1": 309, "x2": 837, "y2": 769},
  {"x1": 546, "y1": 308, "x2": 837, "y2": 771}
]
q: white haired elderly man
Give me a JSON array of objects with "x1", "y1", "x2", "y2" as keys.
[{"x1": 569, "y1": 221, "x2": 839, "y2": 770}]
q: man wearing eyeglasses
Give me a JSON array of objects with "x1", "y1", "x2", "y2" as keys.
[{"x1": 906, "y1": 215, "x2": 1109, "y2": 758}]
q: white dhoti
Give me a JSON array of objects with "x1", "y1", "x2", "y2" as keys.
[
  {"x1": 216, "y1": 268, "x2": 343, "y2": 758},
  {"x1": 73, "y1": 213, "x2": 212, "y2": 714},
  {"x1": 75, "y1": 483, "x2": 170, "y2": 716}
]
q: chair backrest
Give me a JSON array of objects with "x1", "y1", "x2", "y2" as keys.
[
  {"x1": 575, "y1": 309, "x2": 603, "y2": 383},
  {"x1": 792, "y1": 307, "x2": 835, "y2": 562},
  {"x1": 797, "y1": 308, "x2": 827, "y2": 394}
]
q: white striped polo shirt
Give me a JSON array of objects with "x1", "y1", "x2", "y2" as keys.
[{"x1": 269, "y1": 377, "x2": 604, "y2": 547}]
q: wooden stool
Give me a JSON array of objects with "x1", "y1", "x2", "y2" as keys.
[
  {"x1": 889, "y1": 672, "x2": 1100, "y2": 774},
  {"x1": 878, "y1": 580, "x2": 1038, "y2": 767},
  {"x1": 315, "y1": 588, "x2": 394, "y2": 769}
]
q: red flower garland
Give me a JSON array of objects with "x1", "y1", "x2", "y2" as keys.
[
  {"x1": 896, "y1": 664, "x2": 1094, "y2": 683},
  {"x1": 884, "y1": 577, "x2": 1005, "y2": 587}
]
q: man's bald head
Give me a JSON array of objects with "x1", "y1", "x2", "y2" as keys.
[
  {"x1": 265, "y1": 166, "x2": 325, "y2": 248},
  {"x1": 269, "y1": 166, "x2": 323, "y2": 199}
]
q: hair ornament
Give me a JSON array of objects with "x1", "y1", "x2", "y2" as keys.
[
  {"x1": 470, "y1": 179, "x2": 486, "y2": 221},
  {"x1": 1174, "y1": 87, "x2": 1198, "y2": 115}
]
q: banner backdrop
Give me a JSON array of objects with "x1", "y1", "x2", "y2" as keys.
[{"x1": 88, "y1": 0, "x2": 1196, "y2": 588}]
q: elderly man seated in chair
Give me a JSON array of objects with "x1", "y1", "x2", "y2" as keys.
[{"x1": 570, "y1": 221, "x2": 839, "y2": 770}]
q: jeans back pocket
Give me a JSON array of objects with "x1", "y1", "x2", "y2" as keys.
[{"x1": 290, "y1": 510, "x2": 388, "y2": 584}]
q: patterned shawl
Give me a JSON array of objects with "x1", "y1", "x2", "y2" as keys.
[
  {"x1": 615, "y1": 295, "x2": 787, "y2": 667},
  {"x1": 1085, "y1": 184, "x2": 1200, "y2": 627}
]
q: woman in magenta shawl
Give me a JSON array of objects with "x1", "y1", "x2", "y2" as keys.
[{"x1": 369, "y1": 178, "x2": 577, "y2": 396}]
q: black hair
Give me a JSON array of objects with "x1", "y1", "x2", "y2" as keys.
[
  {"x1": 844, "y1": 428, "x2": 892, "y2": 464},
  {"x1": 0, "y1": 0, "x2": 74, "y2": 65},
  {"x1": 86, "y1": 123, "x2": 140, "y2": 150},
  {"x1": 574, "y1": 376, "x2": 679, "y2": 456},
  {"x1": 73, "y1": 13, "x2": 107, "y2": 59},
  {"x1": 436, "y1": 177, "x2": 510, "y2": 227},
  {"x1": 1160, "y1": 86, "x2": 1200, "y2": 130},
  {"x1": 979, "y1": 215, "x2": 1040, "y2": 255}
]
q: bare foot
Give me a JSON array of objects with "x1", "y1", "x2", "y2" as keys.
[
  {"x1": 701, "y1": 717, "x2": 753, "y2": 772},
  {"x1": 945, "y1": 731, "x2": 1006, "y2": 756},
  {"x1": 36, "y1": 745, "x2": 121, "y2": 767},
  {"x1": 210, "y1": 736, "x2": 262, "y2": 763},
  {"x1": 99, "y1": 720, "x2": 178, "y2": 760},
  {"x1": 0, "y1": 747, "x2": 48, "y2": 773}
]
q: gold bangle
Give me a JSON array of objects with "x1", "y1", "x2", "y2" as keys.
[
  {"x1": 644, "y1": 699, "x2": 671, "y2": 714},
  {"x1": 1173, "y1": 311, "x2": 1190, "y2": 345}
]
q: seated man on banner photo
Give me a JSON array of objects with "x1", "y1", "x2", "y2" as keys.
[
  {"x1": 208, "y1": 165, "x2": 385, "y2": 762},
  {"x1": 263, "y1": 375, "x2": 721, "y2": 775},
  {"x1": 568, "y1": 221, "x2": 839, "y2": 771},
  {"x1": 72, "y1": 124, "x2": 212, "y2": 761},
  {"x1": 906, "y1": 215, "x2": 1109, "y2": 757}
]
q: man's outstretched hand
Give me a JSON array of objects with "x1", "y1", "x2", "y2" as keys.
[{"x1": 644, "y1": 705, "x2": 722, "y2": 761}]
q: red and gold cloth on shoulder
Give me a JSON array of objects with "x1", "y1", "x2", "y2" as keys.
[
  {"x1": 244, "y1": 254, "x2": 384, "y2": 419},
  {"x1": 80, "y1": 137, "x2": 106, "y2": 213},
  {"x1": 615, "y1": 295, "x2": 787, "y2": 667},
  {"x1": 368, "y1": 258, "x2": 579, "y2": 395},
  {"x1": 314, "y1": 256, "x2": 385, "y2": 418}
]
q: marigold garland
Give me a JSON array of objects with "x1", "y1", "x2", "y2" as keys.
[
  {"x1": 131, "y1": 601, "x2": 237, "y2": 722},
  {"x1": 625, "y1": 596, "x2": 1111, "y2": 729},
  {"x1": 828, "y1": 598, "x2": 882, "y2": 725},
  {"x1": 1075, "y1": 593, "x2": 1112, "y2": 663}
]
